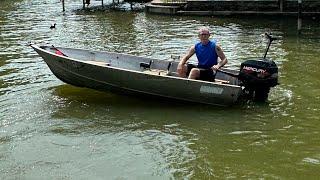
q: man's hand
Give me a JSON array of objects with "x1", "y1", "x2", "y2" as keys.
[
  {"x1": 212, "y1": 64, "x2": 220, "y2": 70},
  {"x1": 177, "y1": 62, "x2": 186, "y2": 77}
]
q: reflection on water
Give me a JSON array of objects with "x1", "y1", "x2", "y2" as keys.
[{"x1": 1, "y1": 0, "x2": 320, "y2": 179}]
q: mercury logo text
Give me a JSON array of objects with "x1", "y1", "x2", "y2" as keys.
[{"x1": 243, "y1": 66, "x2": 266, "y2": 73}]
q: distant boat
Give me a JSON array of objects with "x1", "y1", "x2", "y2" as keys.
[{"x1": 30, "y1": 35, "x2": 278, "y2": 106}]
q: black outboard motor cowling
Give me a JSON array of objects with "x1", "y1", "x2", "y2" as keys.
[
  {"x1": 239, "y1": 59, "x2": 278, "y2": 88},
  {"x1": 239, "y1": 59, "x2": 278, "y2": 101}
]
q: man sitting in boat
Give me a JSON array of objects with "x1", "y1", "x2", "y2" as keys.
[{"x1": 177, "y1": 27, "x2": 228, "y2": 81}]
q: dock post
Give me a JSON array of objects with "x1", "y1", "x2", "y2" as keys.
[
  {"x1": 279, "y1": 0, "x2": 283, "y2": 12},
  {"x1": 102, "y1": 0, "x2": 104, "y2": 7},
  {"x1": 62, "y1": 0, "x2": 65, "y2": 12},
  {"x1": 298, "y1": 0, "x2": 302, "y2": 34}
]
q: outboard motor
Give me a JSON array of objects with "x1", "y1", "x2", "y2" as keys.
[{"x1": 239, "y1": 33, "x2": 279, "y2": 101}]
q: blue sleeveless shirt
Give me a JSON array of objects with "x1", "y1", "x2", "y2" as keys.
[{"x1": 195, "y1": 40, "x2": 218, "y2": 69}]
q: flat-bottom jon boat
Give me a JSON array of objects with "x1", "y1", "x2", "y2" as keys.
[{"x1": 30, "y1": 34, "x2": 279, "y2": 106}]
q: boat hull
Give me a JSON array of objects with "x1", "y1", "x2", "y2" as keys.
[{"x1": 31, "y1": 45, "x2": 242, "y2": 106}]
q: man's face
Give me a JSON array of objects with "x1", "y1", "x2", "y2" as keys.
[{"x1": 198, "y1": 30, "x2": 210, "y2": 41}]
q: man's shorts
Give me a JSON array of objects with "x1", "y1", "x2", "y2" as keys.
[{"x1": 187, "y1": 64, "x2": 216, "y2": 82}]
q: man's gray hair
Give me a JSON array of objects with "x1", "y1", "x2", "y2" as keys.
[{"x1": 198, "y1": 27, "x2": 210, "y2": 34}]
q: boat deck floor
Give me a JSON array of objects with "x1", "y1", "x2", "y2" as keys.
[{"x1": 85, "y1": 60, "x2": 231, "y2": 84}]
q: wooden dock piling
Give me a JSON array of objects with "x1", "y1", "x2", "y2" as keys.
[
  {"x1": 279, "y1": 0, "x2": 283, "y2": 12},
  {"x1": 62, "y1": 0, "x2": 65, "y2": 11},
  {"x1": 298, "y1": 0, "x2": 302, "y2": 34}
]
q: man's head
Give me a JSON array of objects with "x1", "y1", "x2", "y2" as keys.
[
  {"x1": 198, "y1": 27, "x2": 210, "y2": 43},
  {"x1": 198, "y1": 27, "x2": 210, "y2": 35}
]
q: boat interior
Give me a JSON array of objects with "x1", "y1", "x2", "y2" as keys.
[{"x1": 41, "y1": 45, "x2": 240, "y2": 86}]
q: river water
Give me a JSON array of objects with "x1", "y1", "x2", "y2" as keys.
[{"x1": 1, "y1": 0, "x2": 319, "y2": 179}]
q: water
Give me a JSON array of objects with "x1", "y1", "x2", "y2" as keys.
[{"x1": 1, "y1": 0, "x2": 320, "y2": 179}]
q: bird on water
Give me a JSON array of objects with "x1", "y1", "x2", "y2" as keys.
[{"x1": 50, "y1": 23, "x2": 56, "y2": 29}]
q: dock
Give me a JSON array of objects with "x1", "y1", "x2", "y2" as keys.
[{"x1": 145, "y1": 0, "x2": 320, "y2": 17}]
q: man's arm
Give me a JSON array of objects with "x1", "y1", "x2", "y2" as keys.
[
  {"x1": 179, "y1": 45, "x2": 195, "y2": 65},
  {"x1": 213, "y1": 45, "x2": 228, "y2": 70},
  {"x1": 177, "y1": 45, "x2": 195, "y2": 77}
]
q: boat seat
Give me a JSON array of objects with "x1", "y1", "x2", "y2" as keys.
[
  {"x1": 166, "y1": 71, "x2": 179, "y2": 77},
  {"x1": 141, "y1": 60, "x2": 176, "y2": 76},
  {"x1": 215, "y1": 79, "x2": 230, "y2": 84},
  {"x1": 166, "y1": 61, "x2": 180, "y2": 76},
  {"x1": 143, "y1": 69, "x2": 168, "y2": 76},
  {"x1": 140, "y1": 60, "x2": 153, "y2": 69},
  {"x1": 85, "y1": 60, "x2": 110, "y2": 66}
]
